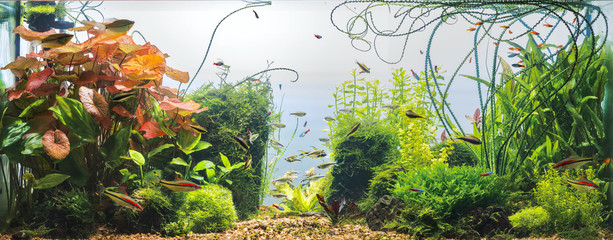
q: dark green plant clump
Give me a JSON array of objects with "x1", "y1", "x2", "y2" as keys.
[
  {"x1": 188, "y1": 82, "x2": 273, "y2": 219},
  {"x1": 25, "y1": 190, "x2": 95, "y2": 238},
  {"x1": 432, "y1": 141, "x2": 478, "y2": 167},
  {"x1": 391, "y1": 164, "x2": 506, "y2": 237}
]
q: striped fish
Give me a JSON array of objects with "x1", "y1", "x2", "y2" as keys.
[
  {"x1": 552, "y1": 155, "x2": 592, "y2": 170},
  {"x1": 345, "y1": 122, "x2": 360, "y2": 138},
  {"x1": 405, "y1": 109, "x2": 424, "y2": 119},
  {"x1": 457, "y1": 135, "x2": 482, "y2": 145},
  {"x1": 103, "y1": 190, "x2": 143, "y2": 211},
  {"x1": 566, "y1": 178, "x2": 598, "y2": 191},
  {"x1": 233, "y1": 136, "x2": 249, "y2": 151},
  {"x1": 159, "y1": 179, "x2": 202, "y2": 192},
  {"x1": 356, "y1": 61, "x2": 370, "y2": 73}
]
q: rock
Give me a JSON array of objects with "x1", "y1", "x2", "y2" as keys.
[
  {"x1": 465, "y1": 205, "x2": 512, "y2": 237},
  {"x1": 365, "y1": 195, "x2": 405, "y2": 231},
  {"x1": 11, "y1": 230, "x2": 31, "y2": 240}
]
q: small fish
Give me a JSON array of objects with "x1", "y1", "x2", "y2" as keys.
[
  {"x1": 103, "y1": 190, "x2": 143, "y2": 211},
  {"x1": 467, "y1": 28, "x2": 476, "y2": 31},
  {"x1": 244, "y1": 155, "x2": 252, "y2": 169},
  {"x1": 356, "y1": 61, "x2": 371, "y2": 74},
  {"x1": 509, "y1": 47, "x2": 521, "y2": 51},
  {"x1": 233, "y1": 136, "x2": 249, "y2": 151},
  {"x1": 457, "y1": 135, "x2": 482, "y2": 145},
  {"x1": 552, "y1": 155, "x2": 593, "y2": 170},
  {"x1": 500, "y1": 25, "x2": 509, "y2": 29},
  {"x1": 475, "y1": 21, "x2": 483, "y2": 26},
  {"x1": 272, "y1": 204, "x2": 285, "y2": 211},
  {"x1": 111, "y1": 91, "x2": 137, "y2": 102},
  {"x1": 314, "y1": 34, "x2": 322, "y2": 39},
  {"x1": 249, "y1": 77, "x2": 260, "y2": 82},
  {"x1": 285, "y1": 170, "x2": 299, "y2": 176},
  {"x1": 345, "y1": 122, "x2": 361, "y2": 138},
  {"x1": 285, "y1": 155, "x2": 301, "y2": 163},
  {"x1": 409, "y1": 188, "x2": 424, "y2": 192},
  {"x1": 566, "y1": 178, "x2": 598, "y2": 191},
  {"x1": 159, "y1": 180, "x2": 202, "y2": 192},
  {"x1": 273, "y1": 177, "x2": 294, "y2": 184},
  {"x1": 271, "y1": 123, "x2": 286, "y2": 128},
  {"x1": 279, "y1": 84, "x2": 282, "y2": 90},
  {"x1": 304, "y1": 121, "x2": 308, "y2": 127},
  {"x1": 290, "y1": 112, "x2": 307, "y2": 117},
  {"x1": 189, "y1": 124, "x2": 208, "y2": 134},
  {"x1": 508, "y1": 53, "x2": 519, "y2": 58},
  {"x1": 543, "y1": 23, "x2": 553, "y2": 27},
  {"x1": 493, "y1": 42, "x2": 499, "y2": 46},
  {"x1": 299, "y1": 129, "x2": 310, "y2": 137},
  {"x1": 271, "y1": 193, "x2": 288, "y2": 199},
  {"x1": 338, "y1": 108, "x2": 352, "y2": 114},
  {"x1": 405, "y1": 109, "x2": 424, "y2": 119},
  {"x1": 104, "y1": 19, "x2": 135, "y2": 37},
  {"x1": 213, "y1": 60, "x2": 224, "y2": 66},
  {"x1": 509, "y1": 30, "x2": 513, "y2": 34},
  {"x1": 265, "y1": 111, "x2": 272, "y2": 118},
  {"x1": 270, "y1": 139, "x2": 285, "y2": 148},
  {"x1": 317, "y1": 162, "x2": 336, "y2": 169},
  {"x1": 305, "y1": 167, "x2": 315, "y2": 177},
  {"x1": 435, "y1": 65, "x2": 439, "y2": 73},
  {"x1": 411, "y1": 69, "x2": 420, "y2": 80},
  {"x1": 324, "y1": 116, "x2": 336, "y2": 122},
  {"x1": 304, "y1": 175, "x2": 324, "y2": 182},
  {"x1": 480, "y1": 171, "x2": 493, "y2": 177},
  {"x1": 602, "y1": 158, "x2": 610, "y2": 167},
  {"x1": 318, "y1": 137, "x2": 330, "y2": 143},
  {"x1": 420, "y1": 50, "x2": 423, "y2": 55},
  {"x1": 36, "y1": 33, "x2": 73, "y2": 48},
  {"x1": 253, "y1": 10, "x2": 259, "y2": 19},
  {"x1": 512, "y1": 63, "x2": 525, "y2": 68},
  {"x1": 529, "y1": 31, "x2": 540, "y2": 35},
  {"x1": 249, "y1": 133, "x2": 259, "y2": 143},
  {"x1": 469, "y1": 57, "x2": 472, "y2": 63}
]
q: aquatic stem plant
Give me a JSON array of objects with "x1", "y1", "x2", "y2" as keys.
[{"x1": 261, "y1": 118, "x2": 299, "y2": 201}]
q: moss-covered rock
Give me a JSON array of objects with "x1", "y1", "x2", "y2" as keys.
[{"x1": 179, "y1": 184, "x2": 237, "y2": 233}]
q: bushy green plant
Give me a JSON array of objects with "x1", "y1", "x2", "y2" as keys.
[
  {"x1": 531, "y1": 169, "x2": 605, "y2": 238},
  {"x1": 273, "y1": 178, "x2": 329, "y2": 213},
  {"x1": 25, "y1": 190, "x2": 95, "y2": 238},
  {"x1": 432, "y1": 141, "x2": 477, "y2": 167},
  {"x1": 162, "y1": 219, "x2": 191, "y2": 237},
  {"x1": 360, "y1": 164, "x2": 400, "y2": 210},
  {"x1": 509, "y1": 206, "x2": 549, "y2": 233},
  {"x1": 189, "y1": 82, "x2": 272, "y2": 219},
  {"x1": 392, "y1": 164, "x2": 505, "y2": 236},
  {"x1": 178, "y1": 184, "x2": 237, "y2": 233}
]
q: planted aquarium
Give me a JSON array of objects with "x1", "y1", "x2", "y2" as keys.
[{"x1": 0, "y1": 0, "x2": 612, "y2": 239}]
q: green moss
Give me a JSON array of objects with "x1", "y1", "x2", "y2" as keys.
[
  {"x1": 24, "y1": 190, "x2": 95, "y2": 238},
  {"x1": 509, "y1": 206, "x2": 549, "y2": 233},
  {"x1": 179, "y1": 184, "x2": 237, "y2": 233}
]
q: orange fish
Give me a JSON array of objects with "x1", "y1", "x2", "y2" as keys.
[
  {"x1": 537, "y1": 43, "x2": 545, "y2": 48},
  {"x1": 603, "y1": 158, "x2": 610, "y2": 166},
  {"x1": 469, "y1": 57, "x2": 472, "y2": 63},
  {"x1": 543, "y1": 23, "x2": 553, "y2": 27},
  {"x1": 500, "y1": 25, "x2": 509, "y2": 29},
  {"x1": 530, "y1": 31, "x2": 540, "y2": 35},
  {"x1": 467, "y1": 28, "x2": 476, "y2": 32},
  {"x1": 475, "y1": 22, "x2": 483, "y2": 26},
  {"x1": 509, "y1": 30, "x2": 513, "y2": 34},
  {"x1": 509, "y1": 47, "x2": 521, "y2": 51},
  {"x1": 493, "y1": 42, "x2": 499, "y2": 46},
  {"x1": 556, "y1": 45, "x2": 563, "y2": 49}
]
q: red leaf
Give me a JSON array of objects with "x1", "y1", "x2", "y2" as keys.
[
  {"x1": 139, "y1": 121, "x2": 166, "y2": 139},
  {"x1": 159, "y1": 98, "x2": 207, "y2": 117},
  {"x1": 42, "y1": 129, "x2": 70, "y2": 160},
  {"x1": 75, "y1": 71, "x2": 99, "y2": 85},
  {"x1": 112, "y1": 105, "x2": 134, "y2": 118},
  {"x1": 25, "y1": 68, "x2": 53, "y2": 92},
  {"x1": 30, "y1": 83, "x2": 58, "y2": 97},
  {"x1": 8, "y1": 89, "x2": 27, "y2": 101}
]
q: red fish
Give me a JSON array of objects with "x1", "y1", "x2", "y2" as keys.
[
  {"x1": 467, "y1": 28, "x2": 476, "y2": 32},
  {"x1": 543, "y1": 23, "x2": 553, "y2": 27},
  {"x1": 480, "y1": 171, "x2": 493, "y2": 177},
  {"x1": 509, "y1": 30, "x2": 513, "y2": 34},
  {"x1": 475, "y1": 21, "x2": 483, "y2": 26},
  {"x1": 509, "y1": 47, "x2": 521, "y2": 51},
  {"x1": 469, "y1": 57, "x2": 472, "y2": 63},
  {"x1": 552, "y1": 155, "x2": 593, "y2": 170},
  {"x1": 493, "y1": 42, "x2": 499, "y2": 46},
  {"x1": 411, "y1": 69, "x2": 420, "y2": 80},
  {"x1": 314, "y1": 34, "x2": 322, "y2": 39},
  {"x1": 529, "y1": 31, "x2": 540, "y2": 35},
  {"x1": 537, "y1": 43, "x2": 545, "y2": 48},
  {"x1": 500, "y1": 25, "x2": 509, "y2": 29},
  {"x1": 304, "y1": 121, "x2": 307, "y2": 127},
  {"x1": 556, "y1": 45, "x2": 563, "y2": 49},
  {"x1": 265, "y1": 111, "x2": 272, "y2": 118},
  {"x1": 272, "y1": 204, "x2": 285, "y2": 211},
  {"x1": 253, "y1": 10, "x2": 259, "y2": 19},
  {"x1": 409, "y1": 188, "x2": 424, "y2": 192},
  {"x1": 213, "y1": 60, "x2": 224, "y2": 66}
]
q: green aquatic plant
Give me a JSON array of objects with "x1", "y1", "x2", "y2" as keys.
[
  {"x1": 391, "y1": 164, "x2": 506, "y2": 236},
  {"x1": 509, "y1": 206, "x2": 550, "y2": 235},
  {"x1": 179, "y1": 184, "x2": 237, "y2": 233},
  {"x1": 272, "y1": 178, "x2": 328, "y2": 213}
]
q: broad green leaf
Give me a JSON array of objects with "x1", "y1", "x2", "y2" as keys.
[
  {"x1": 220, "y1": 152, "x2": 231, "y2": 169},
  {"x1": 225, "y1": 179, "x2": 233, "y2": 185},
  {"x1": 119, "y1": 168, "x2": 131, "y2": 176},
  {"x1": 206, "y1": 168, "x2": 215, "y2": 180},
  {"x1": 190, "y1": 141, "x2": 212, "y2": 154},
  {"x1": 177, "y1": 128, "x2": 201, "y2": 154},
  {"x1": 100, "y1": 126, "x2": 131, "y2": 162},
  {"x1": 170, "y1": 157, "x2": 189, "y2": 166},
  {"x1": 231, "y1": 162, "x2": 246, "y2": 170},
  {"x1": 0, "y1": 122, "x2": 29, "y2": 151},
  {"x1": 219, "y1": 166, "x2": 229, "y2": 173},
  {"x1": 49, "y1": 96, "x2": 99, "y2": 142},
  {"x1": 148, "y1": 144, "x2": 174, "y2": 159},
  {"x1": 190, "y1": 175, "x2": 204, "y2": 181},
  {"x1": 19, "y1": 99, "x2": 49, "y2": 118},
  {"x1": 21, "y1": 133, "x2": 43, "y2": 155},
  {"x1": 131, "y1": 130, "x2": 146, "y2": 145},
  {"x1": 129, "y1": 150, "x2": 145, "y2": 166},
  {"x1": 33, "y1": 173, "x2": 70, "y2": 189},
  {"x1": 193, "y1": 160, "x2": 215, "y2": 172},
  {"x1": 58, "y1": 147, "x2": 90, "y2": 186}
]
